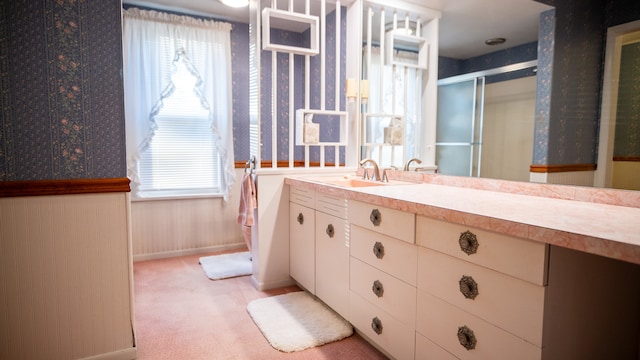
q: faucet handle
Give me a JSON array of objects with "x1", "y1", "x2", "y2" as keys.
[{"x1": 382, "y1": 169, "x2": 389, "y2": 182}]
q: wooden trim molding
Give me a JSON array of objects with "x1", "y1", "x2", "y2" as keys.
[
  {"x1": 529, "y1": 163, "x2": 597, "y2": 173},
  {"x1": 613, "y1": 156, "x2": 640, "y2": 162},
  {"x1": 0, "y1": 178, "x2": 131, "y2": 197}
]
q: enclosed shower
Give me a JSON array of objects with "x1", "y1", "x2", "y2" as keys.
[{"x1": 436, "y1": 61, "x2": 538, "y2": 182}]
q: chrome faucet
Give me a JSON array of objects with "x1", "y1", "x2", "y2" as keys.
[
  {"x1": 360, "y1": 158, "x2": 381, "y2": 182},
  {"x1": 404, "y1": 158, "x2": 422, "y2": 171}
]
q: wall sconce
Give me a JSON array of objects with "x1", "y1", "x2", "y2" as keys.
[{"x1": 346, "y1": 79, "x2": 369, "y2": 103}]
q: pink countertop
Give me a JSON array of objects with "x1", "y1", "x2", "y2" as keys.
[{"x1": 285, "y1": 174, "x2": 640, "y2": 265}]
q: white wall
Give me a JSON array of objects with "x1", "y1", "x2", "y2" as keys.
[
  {"x1": 481, "y1": 76, "x2": 536, "y2": 182},
  {"x1": 131, "y1": 168, "x2": 246, "y2": 261},
  {"x1": 0, "y1": 193, "x2": 135, "y2": 360}
]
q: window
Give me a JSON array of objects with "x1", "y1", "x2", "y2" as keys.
[
  {"x1": 137, "y1": 56, "x2": 221, "y2": 197},
  {"x1": 122, "y1": 8, "x2": 235, "y2": 200}
]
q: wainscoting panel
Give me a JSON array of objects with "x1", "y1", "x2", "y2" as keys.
[
  {"x1": 530, "y1": 170, "x2": 595, "y2": 186},
  {"x1": 612, "y1": 161, "x2": 640, "y2": 191},
  {"x1": 131, "y1": 169, "x2": 246, "y2": 261},
  {"x1": 0, "y1": 193, "x2": 134, "y2": 360}
]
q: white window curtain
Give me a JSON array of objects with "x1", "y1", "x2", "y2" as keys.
[
  {"x1": 365, "y1": 47, "x2": 420, "y2": 165},
  {"x1": 122, "y1": 8, "x2": 235, "y2": 200}
]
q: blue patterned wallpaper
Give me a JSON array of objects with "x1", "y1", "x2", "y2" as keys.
[
  {"x1": 533, "y1": 0, "x2": 640, "y2": 166},
  {"x1": 260, "y1": 6, "x2": 347, "y2": 164},
  {"x1": 230, "y1": 22, "x2": 251, "y2": 162},
  {"x1": 533, "y1": 8, "x2": 555, "y2": 165},
  {"x1": 1, "y1": 0, "x2": 126, "y2": 181}
]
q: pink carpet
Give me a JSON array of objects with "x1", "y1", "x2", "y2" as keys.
[{"x1": 134, "y1": 251, "x2": 389, "y2": 359}]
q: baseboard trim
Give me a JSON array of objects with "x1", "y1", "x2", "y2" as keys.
[
  {"x1": 133, "y1": 243, "x2": 247, "y2": 262},
  {"x1": 250, "y1": 275, "x2": 296, "y2": 291},
  {"x1": 78, "y1": 347, "x2": 136, "y2": 360},
  {"x1": 529, "y1": 163, "x2": 596, "y2": 173}
]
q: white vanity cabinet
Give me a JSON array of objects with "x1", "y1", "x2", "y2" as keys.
[
  {"x1": 416, "y1": 216, "x2": 547, "y2": 359},
  {"x1": 289, "y1": 187, "x2": 316, "y2": 293},
  {"x1": 286, "y1": 178, "x2": 640, "y2": 360},
  {"x1": 348, "y1": 200, "x2": 417, "y2": 360},
  {"x1": 315, "y1": 193, "x2": 350, "y2": 318},
  {"x1": 415, "y1": 215, "x2": 640, "y2": 360},
  {"x1": 288, "y1": 186, "x2": 350, "y2": 317}
]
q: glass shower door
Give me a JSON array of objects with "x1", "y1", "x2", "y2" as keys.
[{"x1": 436, "y1": 77, "x2": 484, "y2": 176}]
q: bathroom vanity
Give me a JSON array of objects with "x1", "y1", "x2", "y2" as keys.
[{"x1": 285, "y1": 173, "x2": 640, "y2": 360}]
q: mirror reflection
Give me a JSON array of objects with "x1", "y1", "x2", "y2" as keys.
[{"x1": 125, "y1": 0, "x2": 640, "y2": 191}]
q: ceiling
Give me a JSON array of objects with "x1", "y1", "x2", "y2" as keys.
[{"x1": 122, "y1": 0, "x2": 553, "y2": 60}]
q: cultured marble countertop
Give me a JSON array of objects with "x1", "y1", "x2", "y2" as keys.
[{"x1": 285, "y1": 173, "x2": 640, "y2": 265}]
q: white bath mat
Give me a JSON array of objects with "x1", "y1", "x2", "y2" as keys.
[
  {"x1": 199, "y1": 251, "x2": 251, "y2": 280},
  {"x1": 247, "y1": 291, "x2": 353, "y2": 352}
]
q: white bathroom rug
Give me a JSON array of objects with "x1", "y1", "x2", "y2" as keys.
[
  {"x1": 247, "y1": 291, "x2": 353, "y2": 352},
  {"x1": 199, "y1": 251, "x2": 251, "y2": 280}
]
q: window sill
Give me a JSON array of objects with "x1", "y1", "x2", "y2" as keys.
[{"x1": 132, "y1": 192, "x2": 223, "y2": 202}]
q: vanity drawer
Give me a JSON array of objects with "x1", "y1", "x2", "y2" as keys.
[
  {"x1": 349, "y1": 291, "x2": 415, "y2": 360},
  {"x1": 416, "y1": 290, "x2": 541, "y2": 360},
  {"x1": 416, "y1": 216, "x2": 548, "y2": 286},
  {"x1": 316, "y1": 193, "x2": 347, "y2": 219},
  {"x1": 290, "y1": 186, "x2": 315, "y2": 207},
  {"x1": 350, "y1": 257, "x2": 416, "y2": 326},
  {"x1": 348, "y1": 200, "x2": 415, "y2": 244},
  {"x1": 417, "y1": 247, "x2": 545, "y2": 347},
  {"x1": 351, "y1": 225, "x2": 417, "y2": 285},
  {"x1": 415, "y1": 332, "x2": 458, "y2": 360}
]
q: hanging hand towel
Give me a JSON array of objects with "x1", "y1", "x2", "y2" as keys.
[{"x1": 238, "y1": 173, "x2": 257, "y2": 227}]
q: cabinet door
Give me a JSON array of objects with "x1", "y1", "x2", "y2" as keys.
[
  {"x1": 290, "y1": 202, "x2": 315, "y2": 293},
  {"x1": 315, "y1": 211, "x2": 349, "y2": 318}
]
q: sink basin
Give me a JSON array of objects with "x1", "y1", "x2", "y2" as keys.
[
  {"x1": 319, "y1": 178, "x2": 387, "y2": 187},
  {"x1": 309, "y1": 175, "x2": 413, "y2": 188}
]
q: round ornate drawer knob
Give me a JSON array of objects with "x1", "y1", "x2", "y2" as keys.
[
  {"x1": 372, "y1": 280, "x2": 384, "y2": 298},
  {"x1": 459, "y1": 230, "x2": 479, "y2": 255},
  {"x1": 457, "y1": 325, "x2": 477, "y2": 350},
  {"x1": 297, "y1": 212, "x2": 304, "y2": 225},
  {"x1": 369, "y1": 209, "x2": 382, "y2": 226},
  {"x1": 372, "y1": 241, "x2": 385, "y2": 259},
  {"x1": 326, "y1": 224, "x2": 335, "y2": 238},
  {"x1": 459, "y1": 275, "x2": 479, "y2": 300},
  {"x1": 371, "y1": 317, "x2": 383, "y2": 335}
]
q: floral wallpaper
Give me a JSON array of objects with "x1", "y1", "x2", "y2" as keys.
[
  {"x1": 533, "y1": 8, "x2": 555, "y2": 165},
  {"x1": 230, "y1": 22, "x2": 251, "y2": 162},
  {"x1": 259, "y1": 6, "x2": 347, "y2": 165},
  {"x1": 533, "y1": 0, "x2": 640, "y2": 166},
  {"x1": 0, "y1": 0, "x2": 126, "y2": 181}
]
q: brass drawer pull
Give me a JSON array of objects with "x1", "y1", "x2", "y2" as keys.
[
  {"x1": 371, "y1": 317, "x2": 383, "y2": 335},
  {"x1": 326, "y1": 224, "x2": 335, "y2": 238},
  {"x1": 459, "y1": 230, "x2": 479, "y2": 255},
  {"x1": 457, "y1": 325, "x2": 477, "y2": 350},
  {"x1": 369, "y1": 208, "x2": 382, "y2": 226},
  {"x1": 297, "y1": 212, "x2": 304, "y2": 225},
  {"x1": 372, "y1": 241, "x2": 385, "y2": 259},
  {"x1": 372, "y1": 280, "x2": 384, "y2": 298},
  {"x1": 459, "y1": 275, "x2": 479, "y2": 300}
]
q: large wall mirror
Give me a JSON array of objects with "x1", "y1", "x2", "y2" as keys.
[
  {"x1": 360, "y1": 0, "x2": 552, "y2": 181},
  {"x1": 123, "y1": 0, "x2": 639, "y2": 191}
]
